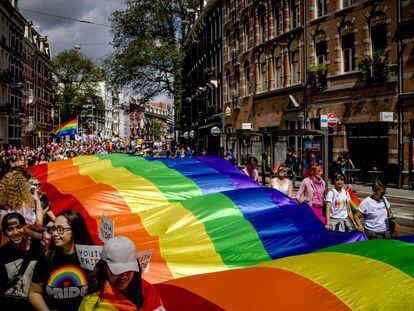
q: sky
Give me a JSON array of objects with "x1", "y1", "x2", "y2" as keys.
[
  {"x1": 19, "y1": 0, "x2": 123, "y2": 60},
  {"x1": 19, "y1": 0, "x2": 171, "y2": 103}
]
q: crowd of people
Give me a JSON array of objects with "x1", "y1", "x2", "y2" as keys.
[
  {"x1": 0, "y1": 141, "x2": 397, "y2": 309},
  {"x1": 0, "y1": 165, "x2": 165, "y2": 310},
  {"x1": 235, "y1": 154, "x2": 395, "y2": 240}
]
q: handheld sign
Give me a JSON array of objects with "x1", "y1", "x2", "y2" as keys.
[
  {"x1": 99, "y1": 213, "x2": 114, "y2": 243},
  {"x1": 137, "y1": 249, "x2": 153, "y2": 273},
  {"x1": 75, "y1": 244, "x2": 103, "y2": 270}
]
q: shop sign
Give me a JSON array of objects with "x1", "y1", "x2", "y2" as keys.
[
  {"x1": 242, "y1": 123, "x2": 252, "y2": 130},
  {"x1": 380, "y1": 112, "x2": 393, "y2": 122},
  {"x1": 189, "y1": 130, "x2": 196, "y2": 138},
  {"x1": 183, "y1": 132, "x2": 189, "y2": 139},
  {"x1": 211, "y1": 126, "x2": 221, "y2": 136}
]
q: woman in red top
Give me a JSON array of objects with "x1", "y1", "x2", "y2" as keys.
[{"x1": 79, "y1": 236, "x2": 164, "y2": 311}]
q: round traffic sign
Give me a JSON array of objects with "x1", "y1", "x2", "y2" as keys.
[{"x1": 327, "y1": 113, "x2": 338, "y2": 128}]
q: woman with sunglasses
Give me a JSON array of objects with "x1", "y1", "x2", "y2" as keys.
[
  {"x1": 29, "y1": 210, "x2": 94, "y2": 311},
  {"x1": 325, "y1": 172, "x2": 356, "y2": 232},
  {"x1": 353, "y1": 182, "x2": 393, "y2": 239},
  {"x1": 269, "y1": 164, "x2": 293, "y2": 197}
]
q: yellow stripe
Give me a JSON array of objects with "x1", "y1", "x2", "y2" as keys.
[
  {"x1": 258, "y1": 252, "x2": 414, "y2": 310},
  {"x1": 73, "y1": 156, "x2": 226, "y2": 278}
]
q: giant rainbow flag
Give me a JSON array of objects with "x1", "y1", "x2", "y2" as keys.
[
  {"x1": 53, "y1": 117, "x2": 78, "y2": 137},
  {"x1": 29, "y1": 155, "x2": 414, "y2": 309}
]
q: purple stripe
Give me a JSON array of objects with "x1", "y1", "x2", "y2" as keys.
[{"x1": 195, "y1": 155, "x2": 260, "y2": 190}]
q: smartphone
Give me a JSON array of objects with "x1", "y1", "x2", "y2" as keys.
[{"x1": 30, "y1": 185, "x2": 36, "y2": 195}]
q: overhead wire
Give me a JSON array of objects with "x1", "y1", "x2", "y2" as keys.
[{"x1": 19, "y1": 8, "x2": 111, "y2": 27}]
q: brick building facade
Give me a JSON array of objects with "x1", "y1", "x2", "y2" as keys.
[
  {"x1": 219, "y1": 0, "x2": 412, "y2": 186},
  {"x1": 21, "y1": 22, "x2": 53, "y2": 147}
]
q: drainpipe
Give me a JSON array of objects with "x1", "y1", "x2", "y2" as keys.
[
  {"x1": 302, "y1": 0, "x2": 308, "y2": 130},
  {"x1": 397, "y1": 0, "x2": 403, "y2": 188}
]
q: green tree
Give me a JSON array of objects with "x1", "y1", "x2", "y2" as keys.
[
  {"x1": 53, "y1": 50, "x2": 105, "y2": 123},
  {"x1": 107, "y1": 0, "x2": 197, "y2": 113},
  {"x1": 152, "y1": 119, "x2": 161, "y2": 141}
]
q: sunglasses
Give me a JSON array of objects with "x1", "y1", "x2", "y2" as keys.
[
  {"x1": 335, "y1": 177, "x2": 345, "y2": 182},
  {"x1": 278, "y1": 169, "x2": 287, "y2": 173},
  {"x1": 33, "y1": 183, "x2": 41, "y2": 187}
]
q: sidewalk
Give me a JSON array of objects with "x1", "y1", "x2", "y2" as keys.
[{"x1": 339, "y1": 183, "x2": 414, "y2": 200}]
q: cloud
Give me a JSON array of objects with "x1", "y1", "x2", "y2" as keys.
[{"x1": 19, "y1": 0, "x2": 123, "y2": 60}]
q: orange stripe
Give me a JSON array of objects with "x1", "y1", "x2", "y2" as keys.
[
  {"x1": 46, "y1": 159, "x2": 173, "y2": 283},
  {"x1": 163, "y1": 267, "x2": 350, "y2": 310}
]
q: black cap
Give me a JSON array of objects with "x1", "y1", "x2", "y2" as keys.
[{"x1": 1, "y1": 212, "x2": 26, "y2": 233}]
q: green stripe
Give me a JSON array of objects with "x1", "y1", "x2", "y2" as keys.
[
  {"x1": 97, "y1": 154, "x2": 202, "y2": 202},
  {"x1": 181, "y1": 193, "x2": 271, "y2": 267},
  {"x1": 317, "y1": 240, "x2": 414, "y2": 277}
]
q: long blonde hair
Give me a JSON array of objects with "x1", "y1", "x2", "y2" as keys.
[{"x1": 0, "y1": 171, "x2": 33, "y2": 211}]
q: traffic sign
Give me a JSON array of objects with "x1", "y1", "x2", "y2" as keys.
[
  {"x1": 327, "y1": 113, "x2": 337, "y2": 128},
  {"x1": 320, "y1": 115, "x2": 328, "y2": 128}
]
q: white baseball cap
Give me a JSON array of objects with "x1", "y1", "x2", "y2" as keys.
[{"x1": 101, "y1": 236, "x2": 140, "y2": 275}]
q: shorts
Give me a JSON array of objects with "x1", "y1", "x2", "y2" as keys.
[
  {"x1": 364, "y1": 229, "x2": 389, "y2": 240},
  {"x1": 330, "y1": 218, "x2": 354, "y2": 232}
]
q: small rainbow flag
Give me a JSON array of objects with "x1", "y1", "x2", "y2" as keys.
[
  {"x1": 346, "y1": 185, "x2": 361, "y2": 212},
  {"x1": 53, "y1": 117, "x2": 78, "y2": 137}
]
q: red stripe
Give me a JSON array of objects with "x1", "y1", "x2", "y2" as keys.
[{"x1": 29, "y1": 163, "x2": 101, "y2": 244}]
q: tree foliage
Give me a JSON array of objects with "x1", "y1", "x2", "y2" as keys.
[
  {"x1": 106, "y1": 0, "x2": 197, "y2": 110},
  {"x1": 53, "y1": 50, "x2": 106, "y2": 123}
]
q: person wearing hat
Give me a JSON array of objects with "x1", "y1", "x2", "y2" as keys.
[
  {"x1": 0, "y1": 212, "x2": 43, "y2": 310},
  {"x1": 79, "y1": 236, "x2": 165, "y2": 311}
]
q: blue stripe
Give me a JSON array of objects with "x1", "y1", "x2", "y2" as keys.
[
  {"x1": 145, "y1": 157, "x2": 237, "y2": 195},
  {"x1": 224, "y1": 187, "x2": 366, "y2": 259}
]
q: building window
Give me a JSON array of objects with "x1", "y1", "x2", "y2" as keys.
[
  {"x1": 273, "y1": 5, "x2": 280, "y2": 36},
  {"x1": 316, "y1": 40, "x2": 327, "y2": 64},
  {"x1": 342, "y1": 33, "x2": 355, "y2": 72},
  {"x1": 235, "y1": 30, "x2": 240, "y2": 52},
  {"x1": 244, "y1": 61, "x2": 250, "y2": 95},
  {"x1": 226, "y1": 33, "x2": 231, "y2": 61},
  {"x1": 258, "y1": 6, "x2": 266, "y2": 43},
  {"x1": 226, "y1": 70, "x2": 231, "y2": 102},
  {"x1": 316, "y1": 0, "x2": 327, "y2": 18},
  {"x1": 259, "y1": 53, "x2": 267, "y2": 92},
  {"x1": 235, "y1": 69, "x2": 240, "y2": 97},
  {"x1": 274, "y1": 56, "x2": 282, "y2": 88},
  {"x1": 290, "y1": 0, "x2": 299, "y2": 29},
  {"x1": 243, "y1": 19, "x2": 249, "y2": 51},
  {"x1": 291, "y1": 50, "x2": 299, "y2": 84},
  {"x1": 341, "y1": 0, "x2": 354, "y2": 8},
  {"x1": 226, "y1": 0, "x2": 231, "y2": 21},
  {"x1": 371, "y1": 23, "x2": 387, "y2": 53},
  {"x1": 234, "y1": 0, "x2": 239, "y2": 19}
]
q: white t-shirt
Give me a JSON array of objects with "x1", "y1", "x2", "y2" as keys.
[
  {"x1": 358, "y1": 196, "x2": 390, "y2": 233},
  {"x1": 326, "y1": 188, "x2": 349, "y2": 219}
]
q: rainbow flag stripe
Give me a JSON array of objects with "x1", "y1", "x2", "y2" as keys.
[
  {"x1": 157, "y1": 240, "x2": 414, "y2": 310},
  {"x1": 53, "y1": 117, "x2": 78, "y2": 137},
  {"x1": 346, "y1": 185, "x2": 361, "y2": 212},
  {"x1": 29, "y1": 155, "x2": 414, "y2": 309}
]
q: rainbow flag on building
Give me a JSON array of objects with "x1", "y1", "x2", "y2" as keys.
[{"x1": 53, "y1": 117, "x2": 78, "y2": 137}]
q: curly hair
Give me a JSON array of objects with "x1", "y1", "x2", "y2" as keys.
[{"x1": 0, "y1": 171, "x2": 33, "y2": 211}]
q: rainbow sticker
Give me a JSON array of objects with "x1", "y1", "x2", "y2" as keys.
[{"x1": 47, "y1": 265, "x2": 87, "y2": 287}]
